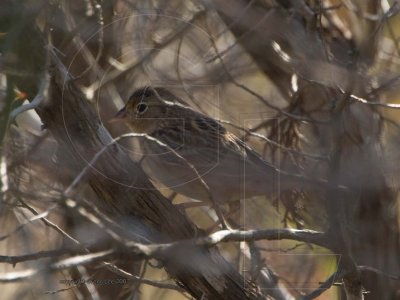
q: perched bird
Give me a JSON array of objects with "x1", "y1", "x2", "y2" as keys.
[{"x1": 111, "y1": 86, "x2": 325, "y2": 204}]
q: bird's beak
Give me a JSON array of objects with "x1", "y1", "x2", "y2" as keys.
[{"x1": 109, "y1": 106, "x2": 127, "y2": 123}]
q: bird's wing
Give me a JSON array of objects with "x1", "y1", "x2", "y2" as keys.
[{"x1": 149, "y1": 113, "x2": 278, "y2": 176}]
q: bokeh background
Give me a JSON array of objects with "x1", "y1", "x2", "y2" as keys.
[{"x1": 1, "y1": 0, "x2": 400, "y2": 299}]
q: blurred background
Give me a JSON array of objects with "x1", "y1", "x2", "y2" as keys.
[{"x1": 1, "y1": 0, "x2": 400, "y2": 299}]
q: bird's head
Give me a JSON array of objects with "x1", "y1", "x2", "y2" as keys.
[{"x1": 110, "y1": 86, "x2": 182, "y2": 133}]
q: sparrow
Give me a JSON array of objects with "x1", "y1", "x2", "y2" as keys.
[{"x1": 111, "y1": 86, "x2": 330, "y2": 204}]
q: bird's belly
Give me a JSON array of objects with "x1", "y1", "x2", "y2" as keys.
[
  {"x1": 140, "y1": 153, "x2": 222, "y2": 200},
  {"x1": 140, "y1": 153, "x2": 278, "y2": 203}
]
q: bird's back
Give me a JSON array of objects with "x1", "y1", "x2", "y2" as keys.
[{"x1": 140, "y1": 106, "x2": 283, "y2": 202}]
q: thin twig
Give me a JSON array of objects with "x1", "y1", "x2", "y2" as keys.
[
  {"x1": 10, "y1": 70, "x2": 50, "y2": 121},
  {"x1": 0, "y1": 250, "x2": 115, "y2": 283},
  {"x1": 17, "y1": 198, "x2": 80, "y2": 245},
  {"x1": 0, "y1": 209, "x2": 51, "y2": 242},
  {"x1": 0, "y1": 227, "x2": 328, "y2": 283},
  {"x1": 0, "y1": 248, "x2": 78, "y2": 265},
  {"x1": 219, "y1": 119, "x2": 328, "y2": 160},
  {"x1": 85, "y1": 11, "x2": 205, "y2": 94},
  {"x1": 204, "y1": 15, "x2": 318, "y2": 123},
  {"x1": 347, "y1": 92, "x2": 400, "y2": 109},
  {"x1": 358, "y1": 265, "x2": 400, "y2": 280},
  {"x1": 300, "y1": 270, "x2": 344, "y2": 300},
  {"x1": 63, "y1": 132, "x2": 228, "y2": 229},
  {"x1": 73, "y1": 0, "x2": 104, "y2": 79}
]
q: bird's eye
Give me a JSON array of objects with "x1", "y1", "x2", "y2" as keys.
[{"x1": 136, "y1": 103, "x2": 148, "y2": 114}]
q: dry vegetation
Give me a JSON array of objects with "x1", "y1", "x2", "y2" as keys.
[{"x1": 1, "y1": 0, "x2": 400, "y2": 299}]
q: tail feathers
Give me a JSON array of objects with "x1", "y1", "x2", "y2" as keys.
[{"x1": 280, "y1": 171, "x2": 348, "y2": 192}]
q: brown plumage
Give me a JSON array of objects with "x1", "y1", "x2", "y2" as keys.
[{"x1": 111, "y1": 86, "x2": 326, "y2": 203}]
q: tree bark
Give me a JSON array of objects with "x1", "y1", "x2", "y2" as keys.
[{"x1": 0, "y1": 1, "x2": 272, "y2": 299}]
